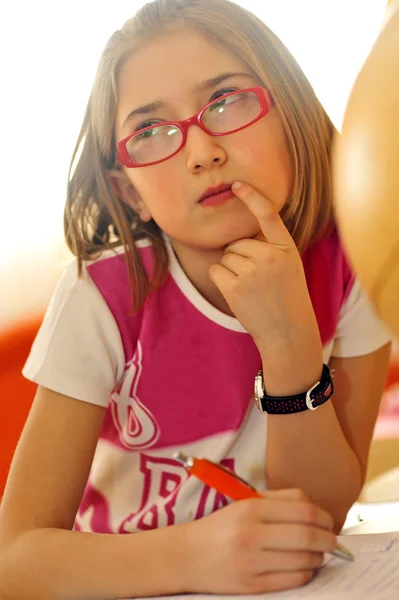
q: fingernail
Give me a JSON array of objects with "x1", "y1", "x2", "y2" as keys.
[{"x1": 231, "y1": 181, "x2": 242, "y2": 191}]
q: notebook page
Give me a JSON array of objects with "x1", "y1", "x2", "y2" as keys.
[
  {"x1": 126, "y1": 531, "x2": 399, "y2": 600},
  {"x1": 259, "y1": 531, "x2": 399, "y2": 599},
  {"x1": 339, "y1": 531, "x2": 399, "y2": 553}
]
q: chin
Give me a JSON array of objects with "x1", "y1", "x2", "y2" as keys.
[
  {"x1": 202, "y1": 230, "x2": 258, "y2": 252},
  {"x1": 221, "y1": 223, "x2": 261, "y2": 247}
]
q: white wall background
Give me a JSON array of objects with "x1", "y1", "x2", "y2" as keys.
[{"x1": 0, "y1": 0, "x2": 388, "y2": 327}]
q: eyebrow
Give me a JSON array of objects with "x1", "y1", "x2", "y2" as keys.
[{"x1": 121, "y1": 71, "x2": 252, "y2": 128}]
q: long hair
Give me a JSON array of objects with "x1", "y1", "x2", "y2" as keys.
[{"x1": 65, "y1": 0, "x2": 336, "y2": 312}]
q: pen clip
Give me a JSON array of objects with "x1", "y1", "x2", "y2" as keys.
[{"x1": 174, "y1": 452, "x2": 194, "y2": 469}]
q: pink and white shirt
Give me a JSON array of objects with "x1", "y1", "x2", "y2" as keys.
[{"x1": 23, "y1": 231, "x2": 391, "y2": 534}]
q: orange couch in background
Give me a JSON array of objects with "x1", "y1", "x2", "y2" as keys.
[{"x1": 0, "y1": 316, "x2": 43, "y2": 498}]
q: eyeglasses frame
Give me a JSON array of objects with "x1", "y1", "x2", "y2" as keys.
[{"x1": 117, "y1": 86, "x2": 275, "y2": 168}]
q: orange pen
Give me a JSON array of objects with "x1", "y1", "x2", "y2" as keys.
[
  {"x1": 174, "y1": 451, "x2": 262, "y2": 500},
  {"x1": 173, "y1": 451, "x2": 354, "y2": 562}
]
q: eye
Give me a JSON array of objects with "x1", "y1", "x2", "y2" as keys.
[
  {"x1": 210, "y1": 88, "x2": 238, "y2": 102},
  {"x1": 134, "y1": 120, "x2": 161, "y2": 133},
  {"x1": 136, "y1": 128, "x2": 155, "y2": 140},
  {"x1": 208, "y1": 88, "x2": 243, "y2": 113}
]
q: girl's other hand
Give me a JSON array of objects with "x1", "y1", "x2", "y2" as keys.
[
  {"x1": 209, "y1": 182, "x2": 323, "y2": 372},
  {"x1": 183, "y1": 488, "x2": 335, "y2": 595}
]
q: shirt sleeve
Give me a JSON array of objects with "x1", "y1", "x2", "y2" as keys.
[
  {"x1": 331, "y1": 278, "x2": 393, "y2": 358},
  {"x1": 22, "y1": 260, "x2": 125, "y2": 407}
]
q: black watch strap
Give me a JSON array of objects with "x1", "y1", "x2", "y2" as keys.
[{"x1": 254, "y1": 364, "x2": 333, "y2": 414}]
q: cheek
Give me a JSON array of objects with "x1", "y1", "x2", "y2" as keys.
[
  {"x1": 128, "y1": 166, "x2": 188, "y2": 228},
  {"x1": 132, "y1": 172, "x2": 164, "y2": 198},
  {"x1": 235, "y1": 130, "x2": 293, "y2": 202},
  {"x1": 129, "y1": 166, "x2": 183, "y2": 210}
]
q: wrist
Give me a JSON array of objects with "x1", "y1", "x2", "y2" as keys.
[
  {"x1": 181, "y1": 514, "x2": 223, "y2": 593},
  {"x1": 257, "y1": 340, "x2": 323, "y2": 397},
  {"x1": 162, "y1": 521, "x2": 197, "y2": 594},
  {"x1": 130, "y1": 521, "x2": 196, "y2": 595}
]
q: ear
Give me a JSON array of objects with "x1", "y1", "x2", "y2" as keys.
[{"x1": 108, "y1": 169, "x2": 152, "y2": 222}]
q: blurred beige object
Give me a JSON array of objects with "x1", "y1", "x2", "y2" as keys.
[
  {"x1": 365, "y1": 436, "x2": 399, "y2": 483},
  {"x1": 360, "y1": 436, "x2": 399, "y2": 503},
  {"x1": 361, "y1": 466, "x2": 399, "y2": 502},
  {"x1": 334, "y1": 3, "x2": 399, "y2": 337}
]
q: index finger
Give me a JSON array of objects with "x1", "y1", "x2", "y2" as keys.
[
  {"x1": 231, "y1": 181, "x2": 293, "y2": 248},
  {"x1": 254, "y1": 494, "x2": 334, "y2": 531}
]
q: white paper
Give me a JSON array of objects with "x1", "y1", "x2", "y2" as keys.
[
  {"x1": 126, "y1": 531, "x2": 399, "y2": 600},
  {"x1": 259, "y1": 532, "x2": 399, "y2": 599}
]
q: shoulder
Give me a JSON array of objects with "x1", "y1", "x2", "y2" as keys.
[
  {"x1": 22, "y1": 252, "x2": 129, "y2": 406},
  {"x1": 331, "y1": 278, "x2": 392, "y2": 358},
  {"x1": 303, "y1": 227, "x2": 392, "y2": 356},
  {"x1": 302, "y1": 226, "x2": 354, "y2": 295},
  {"x1": 302, "y1": 226, "x2": 355, "y2": 345}
]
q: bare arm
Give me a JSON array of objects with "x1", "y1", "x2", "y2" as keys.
[
  {"x1": 0, "y1": 386, "x2": 339, "y2": 598},
  {"x1": 263, "y1": 343, "x2": 391, "y2": 531},
  {"x1": 0, "y1": 386, "x2": 189, "y2": 600},
  {"x1": 206, "y1": 180, "x2": 391, "y2": 530}
]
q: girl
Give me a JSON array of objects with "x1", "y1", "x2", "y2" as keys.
[{"x1": 0, "y1": 0, "x2": 391, "y2": 598}]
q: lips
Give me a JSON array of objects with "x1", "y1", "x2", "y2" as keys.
[{"x1": 198, "y1": 183, "x2": 233, "y2": 203}]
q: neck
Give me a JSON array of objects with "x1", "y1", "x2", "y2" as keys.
[{"x1": 169, "y1": 238, "x2": 235, "y2": 317}]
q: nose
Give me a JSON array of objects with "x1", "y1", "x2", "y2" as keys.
[{"x1": 184, "y1": 124, "x2": 227, "y2": 173}]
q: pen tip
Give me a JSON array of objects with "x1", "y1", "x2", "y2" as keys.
[{"x1": 334, "y1": 543, "x2": 354, "y2": 562}]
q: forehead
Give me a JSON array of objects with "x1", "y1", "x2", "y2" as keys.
[{"x1": 117, "y1": 28, "x2": 248, "y2": 109}]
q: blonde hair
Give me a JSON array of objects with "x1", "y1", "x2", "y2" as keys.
[{"x1": 65, "y1": 0, "x2": 336, "y2": 313}]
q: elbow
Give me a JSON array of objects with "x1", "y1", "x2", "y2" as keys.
[
  {"x1": 333, "y1": 512, "x2": 349, "y2": 534},
  {"x1": 332, "y1": 473, "x2": 363, "y2": 533},
  {"x1": 330, "y1": 498, "x2": 355, "y2": 534},
  {"x1": 332, "y1": 449, "x2": 364, "y2": 525}
]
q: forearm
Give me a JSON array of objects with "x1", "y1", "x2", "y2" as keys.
[
  {"x1": 0, "y1": 523, "x2": 191, "y2": 600},
  {"x1": 260, "y1": 347, "x2": 362, "y2": 531},
  {"x1": 266, "y1": 402, "x2": 362, "y2": 530}
]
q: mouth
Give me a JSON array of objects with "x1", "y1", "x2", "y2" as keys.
[{"x1": 198, "y1": 183, "x2": 235, "y2": 207}]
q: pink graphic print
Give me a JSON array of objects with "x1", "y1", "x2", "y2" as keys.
[
  {"x1": 110, "y1": 342, "x2": 160, "y2": 450},
  {"x1": 74, "y1": 455, "x2": 236, "y2": 533},
  {"x1": 74, "y1": 486, "x2": 113, "y2": 533},
  {"x1": 120, "y1": 455, "x2": 185, "y2": 532},
  {"x1": 120, "y1": 455, "x2": 235, "y2": 532}
]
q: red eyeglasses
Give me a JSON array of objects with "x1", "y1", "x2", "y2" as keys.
[{"x1": 117, "y1": 86, "x2": 274, "y2": 168}]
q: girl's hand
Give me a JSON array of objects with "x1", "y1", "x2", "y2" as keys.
[
  {"x1": 184, "y1": 488, "x2": 335, "y2": 595},
  {"x1": 209, "y1": 182, "x2": 323, "y2": 382}
]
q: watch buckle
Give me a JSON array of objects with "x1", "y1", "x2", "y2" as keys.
[{"x1": 306, "y1": 380, "x2": 320, "y2": 411}]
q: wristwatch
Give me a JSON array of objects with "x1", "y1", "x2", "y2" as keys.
[{"x1": 254, "y1": 364, "x2": 333, "y2": 414}]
